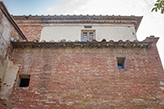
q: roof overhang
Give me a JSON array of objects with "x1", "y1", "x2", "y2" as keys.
[
  {"x1": 13, "y1": 15, "x2": 143, "y2": 32},
  {"x1": 12, "y1": 41, "x2": 152, "y2": 49}
]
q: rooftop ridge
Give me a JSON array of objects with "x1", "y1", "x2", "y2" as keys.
[
  {"x1": 12, "y1": 14, "x2": 138, "y2": 17},
  {"x1": 12, "y1": 15, "x2": 142, "y2": 19}
]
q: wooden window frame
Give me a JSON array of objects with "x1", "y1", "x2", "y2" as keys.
[{"x1": 81, "y1": 30, "x2": 96, "y2": 42}]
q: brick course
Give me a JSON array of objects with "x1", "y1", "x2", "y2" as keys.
[{"x1": 9, "y1": 44, "x2": 164, "y2": 108}]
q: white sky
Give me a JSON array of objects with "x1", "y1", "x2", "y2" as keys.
[{"x1": 2, "y1": 0, "x2": 164, "y2": 68}]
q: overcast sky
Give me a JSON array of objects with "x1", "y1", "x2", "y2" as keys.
[{"x1": 2, "y1": 0, "x2": 164, "y2": 68}]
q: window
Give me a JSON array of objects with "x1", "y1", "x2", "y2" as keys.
[
  {"x1": 117, "y1": 57, "x2": 125, "y2": 69},
  {"x1": 16, "y1": 74, "x2": 30, "y2": 87},
  {"x1": 81, "y1": 30, "x2": 95, "y2": 42}
]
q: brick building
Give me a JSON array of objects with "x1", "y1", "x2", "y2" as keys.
[{"x1": 0, "y1": 1, "x2": 164, "y2": 109}]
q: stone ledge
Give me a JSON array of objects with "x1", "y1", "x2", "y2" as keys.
[{"x1": 11, "y1": 41, "x2": 152, "y2": 49}]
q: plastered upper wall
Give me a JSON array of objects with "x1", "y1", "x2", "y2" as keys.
[
  {"x1": 40, "y1": 24, "x2": 136, "y2": 42},
  {"x1": 13, "y1": 15, "x2": 142, "y2": 41}
]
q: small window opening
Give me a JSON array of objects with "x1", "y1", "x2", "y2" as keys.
[
  {"x1": 20, "y1": 78, "x2": 30, "y2": 87},
  {"x1": 16, "y1": 74, "x2": 30, "y2": 87},
  {"x1": 117, "y1": 57, "x2": 125, "y2": 69}
]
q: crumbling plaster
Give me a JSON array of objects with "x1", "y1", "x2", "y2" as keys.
[
  {"x1": 0, "y1": 57, "x2": 8, "y2": 86},
  {"x1": 0, "y1": 56, "x2": 20, "y2": 99}
]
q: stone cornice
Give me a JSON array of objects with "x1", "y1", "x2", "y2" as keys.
[
  {"x1": 12, "y1": 36, "x2": 159, "y2": 49},
  {"x1": 11, "y1": 41, "x2": 152, "y2": 49}
]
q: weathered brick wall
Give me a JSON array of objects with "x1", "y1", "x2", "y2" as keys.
[
  {"x1": 9, "y1": 43, "x2": 164, "y2": 108},
  {"x1": 17, "y1": 24, "x2": 43, "y2": 41},
  {"x1": 0, "y1": 3, "x2": 25, "y2": 108},
  {"x1": 0, "y1": 99, "x2": 7, "y2": 109}
]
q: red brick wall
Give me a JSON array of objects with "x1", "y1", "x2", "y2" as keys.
[
  {"x1": 0, "y1": 99, "x2": 7, "y2": 109},
  {"x1": 8, "y1": 42, "x2": 164, "y2": 108},
  {"x1": 18, "y1": 24, "x2": 43, "y2": 41},
  {"x1": 0, "y1": 6, "x2": 25, "y2": 109}
]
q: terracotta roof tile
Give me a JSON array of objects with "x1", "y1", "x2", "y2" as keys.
[
  {"x1": 11, "y1": 36, "x2": 158, "y2": 49},
  {"x1": 13, "y1": 15, "x2": 143, "y2": 32}
]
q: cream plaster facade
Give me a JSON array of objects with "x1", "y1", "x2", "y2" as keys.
[{"x1": 40, "y1": 24, "x2": 137, "y2": 42}]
